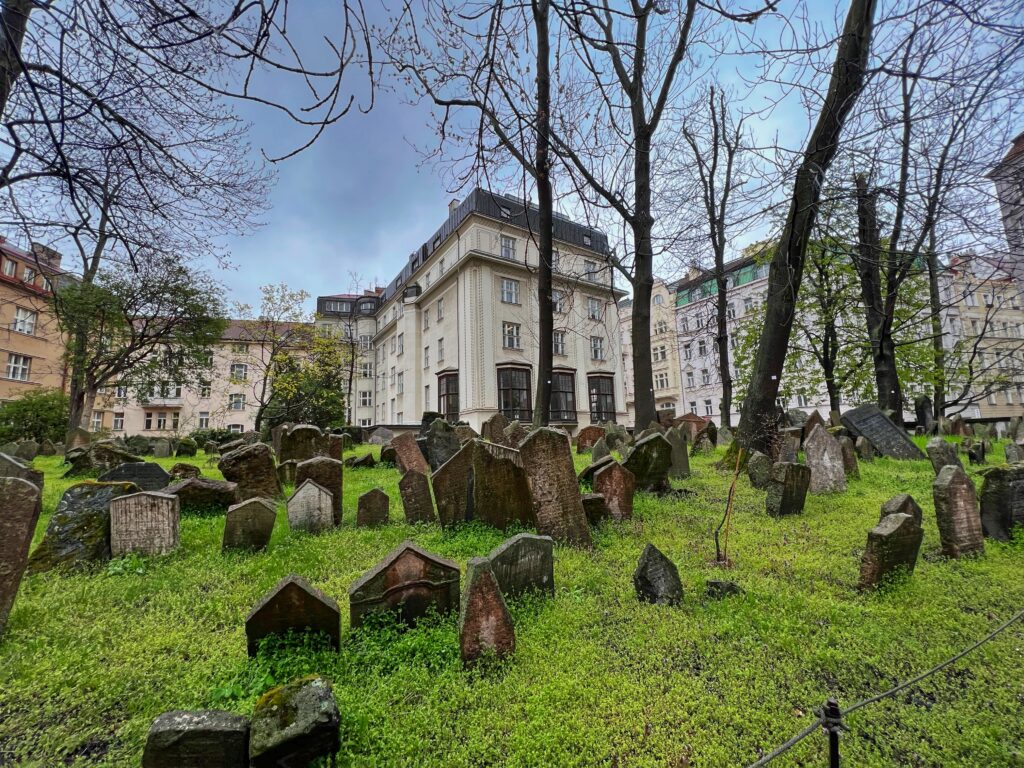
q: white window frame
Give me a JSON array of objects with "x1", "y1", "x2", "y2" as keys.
[
  {"x1": 5, "y1": 353, "x2": 30, "y2": 381},
  {"x1": 553, "y1": 330, "x2": 566, "y2": 356},
  {"x1": 198, "y1": 411, "x2": 210, "y2": 429},
  {"x1": 503, "y1": 322, "x2": 522, "y2": 350},
  {"x1": 500, "y1": 235, "x2": 516, "y2": 260},
  {"x1": 11, "y1": 306, "x2": 37, "y2": 335},
  {"x1": 587, "y1": 297, "x2": 602, "y2": 321},
  {"x1": 229, "y1": 393, "x2": 246, "y2": 411},
  {"x1": 590, "y1": 335, "x2": 605, "y2": 361},
  {"x1": 113, "y1": 412, "x2": 125, "y2": 431},
  {"x1": 501, "y1": 278, "x2": 520, "y2": 304}
]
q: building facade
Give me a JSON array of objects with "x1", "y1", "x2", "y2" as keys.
[
  {"x1": 989, "y1": 130, "x2": 1024, "y2": 267},
  {"x1": 314, "y1": 290, "x2": 382, "y2": 428},
  {"x1": 618, "y1": 279, "x2": 681, "y2": 426}
]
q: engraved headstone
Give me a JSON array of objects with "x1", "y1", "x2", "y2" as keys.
[
  {"x1": 487, "y1": 533, "x2": 554, "y2": 599},
  {"x1": 633, "y1": 544, "x2": 682, "y2": 606},
  {"x1": 110, "y1": 492, "x2": 180, "y2": 556},
  {"x1": 575, "y1": 425, "x2": 605, "y2": 453},
  {"x1": 978, "y1": 464, "x2": 1024, "y2": 541},
  {"x1": 454, "y1": 424, "x2": 479, "y2": 444},
  {"x1": 801, "y1": 411, "x2": 825, "y2": 443},
  {"x1": 223, "y1": 498, "x2": 276, "y2": 552},
  {"x1": 459, "y1": 557, "x2": 515, "y2": 666},
  {"x1": 249, "y1": 676, "x2": 339, "y2": 768},
  {"x1": 399, "y1": 469, "x2": 436, "y2": 524},
  {"x1": 472, "y1": 440, "x2": 532, "y2": 530},
  {"x1": 664, "y1": 426, "x2": 691, "y2": 479},
  {"x1": 98, "y1": 461, "x2": 171, "y2": 491},
  {"x1": 804, "y1": 425, "x2": 847, "y2": 494},
  {"x1": 880, "y1": 493, "x2": 923, "y2": 526},
  {"x1": 0, "y1": 477, "x2": 41, "y2": 638},
  {"x1": 593, "y1": 461, "x2": 635, "y2": 521},
  {"x1": 391, "y1": 432, "x2": 430, "y2": 475},
  {"x1": 369, "y1": 426, "x2": 395, "y2": 446},
  {"x1": 520, "y1": 428, "x2": 592, "y2": 548},
  {"x1": 142, "y1": 710, "x2": 250, "y2": 768},
  {"x1": 432, "y1": 441, "x2": 475, "y2": 526},
  {"x1": 746, "y1": 451, "x2": 773, "y2": 490},
  {"x1": 356, "y1": 488, "x2": 390, "y2": 527},
  {"x1": 245, "y1": 574, "x2": 340, "y2": 655},
  {"x1": 765, "y1": 462, "x2": 810, "y2": 517},
  {"x1": 420, "y1": 419, "x2": 461, "y2": 472},
  {"x1": 932, "y1": 465, "x2": 985, "y2": 557},
  {"x1": 295, "y1": 456, "x2": 343, "y2": 525},
  {"x1": 218, "y1": 443, "x2": 282, "y2": 501},
  {"x1": 841, "y1": 404, "x2": 924, "y2": 459},
  {"x1": 287, "y1": 480, "x2": 334, "y2": 533},
  {"x1": 164, "y1": 477, "x2": 238, "y2": 513},
  {"x1": 503, "y1": 419, "x2": 528, "y2": 447},
  {"x1": 858, "y1": 513, "x2": 924, "y2": 590},
  {"x1": 348, "y1": 541, "x2": 460, "y2": 628}
]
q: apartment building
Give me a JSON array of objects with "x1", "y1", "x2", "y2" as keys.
[
  {"x1": 314, "y1": 289, "x2": 382, "y2": 428},
  {"x1": 618, "y1": 279, "x2": 682, "y2": 426},
  {"x1": 989, "y1": 130, "x2": 1024, "y2": 268},
  {"x1": 0, "y1": 238, "x2": 66, "y2": 401},
  {"x1": 320, "y1": 188, "x2": 627, "y2": 433}
]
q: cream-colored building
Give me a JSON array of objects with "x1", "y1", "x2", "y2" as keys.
[
  {"x1": 314, "y1": 290, "x2": 382, "y2": 428},
  {"x1": 618, "y1": 278, "x2": 681, "y2": 426}
]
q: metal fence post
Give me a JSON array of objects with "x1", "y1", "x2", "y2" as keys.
[{"x1": 822, "y1": 697, "x2": 846, "y2": 768}]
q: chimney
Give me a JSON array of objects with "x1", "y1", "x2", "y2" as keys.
[
  {"x1": 31, "y1": 242, "x2": 62, "y2": 269},
  {"x1": 448, "y1": 198, "x2": 460, "y2": 215}
]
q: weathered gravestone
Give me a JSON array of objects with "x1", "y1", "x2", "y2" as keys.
[
  {"x1": 837, "y1": 436, "x2": 860, "y2": 479},
  {"x1": 664, "y1": 426, "x2": 691, "y2": 479},
  {"x1": 454, "y1": 424, "x2": 479, "y2": 444},
  {"x1": 802, "y1": 410, "x2": 826, "y2": 444},
  {"x1": 245, "y1": 574, "x2": 340, "y2": 655},
  {"x1": 0, "y1": 478, "x2": 41, "y2": 638},
  {"x1": 0, "y1": 451, "x2": 44, "y2": 489},
  {"x1": 348, "y1": 541, "x2": 460, "y2": 628},
  {"x1": 978, "y1": 464, "x2": 1024, "y2": 541},
  {"x1": 880, "y1": 493, "x2": 923, "y2": 526},
  {"x1": 175, "y1": 438, "x2": 198, "y2": 458},
  {"x1": 277, "y1": 459, "x2": 298, "y2": 487},
  {"x1": 278, "y1": 424, "x2": 327, "y2": 463},
  {"x1": 858, "y1": 513, "x2": 924, "y2": 591},
  {"x1": 1, "y1": 441, "x2": 18, "y2": 456},
  {"x1": 674, "y1": 413, "x2": 707, "y2": 441},
  {"x1": 152, "y1": 438, "x2": 172, "y2": 459},
  {"x1": 746, "y1": 451, "x2": 773, "y2": 490},
  {"x1": 432, "y1": 441, "x2": 475, "y2": 527},
  {"x1": 578, "y1": 454, "x2": 616, "y2": 486},
  {"x1": 575, "y1": 425, "x2": 605, "y2": 453},
  {"x1": 39, "y1": 439, "x2": 57, "y2": 456},
  {"x1": 593, "y1": 461, "x2": 635, "y2": 521},
  {"x1": 369, "y1": 426, "x2": 395, "y2": 446},
  {"x1": 487, "y1": 533, "x2": 554, "y2": 599},
  {"x1": 219, "y1": 438, "x2": 245, "y2": 454},
  {"x1": 914, "y1": 395, "x2": 935, "y2": 435},
  {"x1": 503, "y1": 420, "x2": 528, "y2": 447},
  {"x1": 459, "y1": 557, "x2": 515, "y2": 666},
  {"x1": 203, "y1": 440, "x2": 219, "y2": 456},
  {"x1": 169, "y1": 463, "x2": 201, "y2": 480},
  {"x1": 163, "y1": 477, "x2": 238, "y2": 514},
  {"x1": 932, "y1": 465, "x2": 985, "y2": 558},
  {"x1": 295, "y1": 456, "x2": 343, "y2": 525},
  {"x1": 63, "y1": 442, "x2": 144, "y2": 477},
  {"x1": 786, "y1": 408, "x2": 809, "y2": 430},
  {"x1": 399, "y1": 469, "x2": 436, "y2": 524},
  {"x1": 345, "y1": 452, "x2": 377, "y2": 469},
  {"x1": 218, "y1": 443, "x2": 281, "y2": 501},
  {"x1": 804, "y1": 425, "x2": 847, "y2": 494},
  {"x1": 391, "y1": 432, "x2": 430, "y2": 475},
  {"x1": 706, "y1": 579, "x2": 744, "y2": 600},
  {"x1": 1005, "y1": 443, "x2": 1024, "y2": 464},
  {"x1": 14, "y1": 440, "x2": 39, "y2": 461},
  {"x1": 270, "y1": 423, "x2": 292, "y2": 457},
  {"x1": 66, "y1": 427, "x2": 91, "y2": 449},
  {"x1": 633, "y1": 543, "x2": 682, "y2": 606},
  {"x1": 520, "y1": 428, "x2": 592, "y2": 548},
  {"x1": 855, "y1": 435, "x2": 874, "y2": 461},
  {"x1": 287, "y1": 480, "x2": 334, "y2": 534},
  {"x1": 480, "y1": 413, "x2": 510, "y2": 445},
  {"x1": 27, "y1": 481, "x2": 139, "y2": 572},
  {"x1": 110, "y1": 492, "x2": 180, "y2": 556},
  {"x1": 419, "y1": 419, "x2": 461, "y2": 472},
  {"x1": 356, "y1": 488, "x2": 390, "y2": 527},
  {"x1": 581, "y1": 493, "x2": 610, "y2": 524},
  {"x1": 841, "y1": 404, "x2": 924, "y2": 460},
  {"x1": 622, "y1": 433, "x2": 673, "y2": 493},
  {"x1": 142, "y1": 710, "x2": 250, "y2": 768},
  {"x1": 690, "y1": 427, "x2": 716, "y2": 456},
  {"x1": 966, "y1": 440, "x2": 986, "y2": 466},
  {"x1": 603, "y1": 422, "x2": 631, "y2": 452},
  {"x1": 223, "y1": 499, "x2": 276, "y2": 553},
  {"x1": 472, "y1": 440, "x2": 532, "y2": 530},
  {"x1": 380, "y1": 445, "x2": 398, "y2": 466},
  {"x1": 249, "y1": 676, "x2": 339, "y2": 768},
  {"x1": 98, "y1": 461, "x2": 171, "y2": 491},
  {"x1": 125, "y1": 435, "x2": 152, "y2": 455},
  {"x1": 591, "y1": 436, "x2": 610, "y2": 464},
  {"x1": 765, "y1": 462, "x2": 810, "y2": 517}
]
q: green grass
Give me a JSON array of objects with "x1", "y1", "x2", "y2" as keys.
[{"x1": 1, "y1": 439, "x2": 1023, "y2": 767}]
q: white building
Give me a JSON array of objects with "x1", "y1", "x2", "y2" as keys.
[{"x1": 618, "y1": 278, "x2": 681, "y2": 426}]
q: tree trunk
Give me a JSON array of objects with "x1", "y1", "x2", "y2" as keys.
[
  {"x1": 532, "y1": 0, "x2": 553, "y2": 428},
  {"x1": 735, "y1": 0, "x2": 878, "y2": 455},
  {"x1": 926, "y1": 246, "x2": 946, "y2": 421},
  {"x1": 631, "y1": 130, "x2": 657, "y2": 429},
  {"x1": 822, "y1": 321, "x2": 842, "y2": 413},
  {"x1": 0, "y1": 0, "x2": 32, "y2": 119},
  {"x1": 65, "y1": 322, "x2": 91, "y2": 436}
]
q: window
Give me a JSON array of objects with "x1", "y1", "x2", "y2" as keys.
[
  {"x1": 689, "y1": 401, "x2": 698, "y2": 414},
  {"x1": 655, "y1": 372, "x2": 669, "y2": 390},
  {"x1": 701, "y1": 368, "x2": 711, "y2": 385},
  {"x1": 144, "y1": 412, "x2": 153, "y2": 430},
  {"x1": 359, "y1": 418, "x2": 372, "y2": 427},
  {"x1": 587, "y1": 297, "x2": 603, "y2": 321},
  {"x1": 230, "y1": 363, "x2": 249, "y2": 381},
  {"x1": 683, "y1": 343, "x2": 692, "y2": 361},
  {"x1": 590, "y1": 336, "x2": 605, "y2": 361},
  {"x1": 726, "y1": 303, "x2": 736, "y2": 321},
  {"x1": 437, "y1": 297, "x2": 445, "y2": 320},
  {"x1": 501, "y1": 235, "x2": 516, "y2": 260},
  {"x1": 1007, "y1": 389, "x2": 1015, "y2": 405},
  {"x1": 116, "y1": 384, "x2": 129, "y2": 399},
  {"x1": 390, "y1": 337, "x2": 396, "y2": 354},
  {"x1": 2, "y1": 259, "x2": 15, "y2": 277},
  {"x1": 438, "y1": 337, "x2": 445, "y2": 361},
  {"x1": 653, "y1": 345, "x2": 667, "y2": 362},
  {"x1": 744, "y1": 297, "x2": 753, "y2": 314},
  {"x1": 503, "y1": 322, "x2": 522, "y2": 349},
  {"x1": 231, "y1": 343, "x2": 249, "y2": 354},
  {"x1": 553, "y1": 330, "x2": 566, "y2": 356},
  {"x1": 113, "y1": 412, "x2": 125, "y2": 431},
  {"x1": 359, "y1": 334, "x2": 372, "y2": 350},
  {"x1": 397, "y1": 333, "x2": 404, "y2": 355},
  {"x1": 698, "y1": 339, "x2": 708, "y2": 357},
  {"x1": 704, "y1": 399, "x2": 713, "y2": 416},
  {"x1": 983, "y1": 293, "x2": 993, "y2": 307},
  {"x1": 439, "y1": 257, "x2": 446, "y2": 275},
  {"x1": 228, "y1": 424, "x2": 244, "y2": 434},
  {"x1": 583, "y1": 260, "x2": 597, "y2": 280},
  {"x1": 5, "y1": 353, "x2": 30, "y2": 381},
  {"x1": 681, "y1": 317, "x2": 689, "y2": 333},
  {"x1": 423, "y1": 311, "x2": 430, "y2": 330},
  {"x1": 988, "y1": 392, "x2": 997, "y2": 405},
  {"x1": 397, "y1": 372, "x2": 404, "y2": 394},
  {"x1": 424, "y1": 345, "x2": 430, "y2": 367},
  {"x1": 588, "y1": 375, "x2": 615, "y2": 423},
  {"x1": 498, "y1": 368, "x2": 532, "y2": 421},
  {"x1": 553, "y1": 290, "x2": 567, "y2": 314},
  {"x1": 23, "y1": 267, "x2": 35, "y2": 283},
  {"x1": 654, "y1": 320, "x2": 668, "y2": 335},
  {"x1": 550, "y1": 371, "x2": 577, "y2": 422},
  {"x1": 686, "y1": 371, "x2": 694, "y2": 388},
  {"x1": 229, "y1": 393, "x2": 246, "y2": 411},
  {"x1": 156, "y1": 412, "x2": 168, "y2": 430},
  {"x1": 964, "y1": 291, "x2": 977, "y2": 307},
  {"x1": 11, "y1": 307, "x2": 37, "y2": 334},
  {"x1": 439, "y1": 373, "x2": 459, "y2": 421},
  {"x1": 90, "y1": 411, "x2": 103, "y2": 430},
  {"x1": 197, "y1": 411, "x2": 209, "y2": 429},
  {"x1": 654, "y1": 294, "x2": 664, "y2": 305},
  {"x1": 360, "y1": 362, "x2": 373, "y2": 378},
  {"x1": 550, "y1": 250, "x2": 560, "y2": 273},
  {"x1": 359, "y1": 391, "x2": 372, "y2": 407},
  {"x1": 501, "y1": 278, "x2": 520, "y2": 304},
  {"x1": 390, "y1": 366, "x2": 396, "y2": 386},
  {"x1": 425, "y1": 384, "x2": 431, "y2": 407},
  {"x1": 200, "y1": 383, "x2": 211, "y2": 398},
  {"x1": 696, "y1": 315, "x2": 705, "y2": 330},
  {"x1": 583, "y1": 234, "x2": 592, "y2": 247},
  {"x1": 172, "y1": 412, "x2": 180, "y2": 430}
]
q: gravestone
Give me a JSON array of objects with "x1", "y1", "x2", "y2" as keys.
[
  {"x1": 169, "y1": 463, "x2": 201, "y2": 480},
  {"x1": 432, "y1": 441, "x2": 476, "y2": 527},
  {"x1": 249, "y1": 677, "x2": 339, "y2": 768},
  {"x1": 914, "y1": 395, "x2": 935, "y2": 435},
  {"x1": 459, "y1": 557, "x2": 515, "y2": 666},
  {"x1": 504, "y1": 420, "x2": 528, "y2": 447},
  {"x1": 380, "y1": 445, "x2": 398, "y2": 466},
  {"x1": 142, "y1": 710, "x2": 250, "y2": 768},
  {"x1": 369, "y1": 426, "x2": 395, "y2": 446},
  {"x1": 245, "y1": 574, "x2": 340, "y2": 655},
  {"x1": 175, "y1": 438, "x2": 198, "y2": 458},
  {"x1": 582, "y1": 493, "x2": 610, "y2": 524},
  {"x1": 591, "y1": 437, "x2": 610, "y2": 464},
  {"x1": 520, "y1": 428, "x2": 592, "y2": 548},
  {"x1": 391, "y1": 432, "x2": 430, "y2": 475},
  {"x1": 399, "y1": 469, "x2": 436, "y2": 524},
  {"x1": 223, "y1": 499, "x2": 276, "y2": 552},
  {"x1": 346, "y1": 453, "x2": 376, "y2": 469},
  {"x1": 855, "y1": 435, "x2": 874, "y2": 461},
  {"x1": 690, "y1": 424, "x2": 717, "y2": 456},
  {"x1": 802, "y1": 411, "x2": 825, "y2": 443},
  {"x1": 593, "y1": 461, "x2": 635, "y2": 521},
  {"x1": 328, "y1": 434, "x2": 347, "y2": 459},
  {"x1": 932, "y1": 465, "x2": 985, "y2": 558},
  {"x1": 287, "y1": 480, "x2": 334, "y2": 534},
  {"x1": 0, "y1": 478, "x2": 41, "y2": 638},
  {"x1": 356, "y1": 488, "x2": 390, "y2": 527},
  {"x1": 14, "y1": 440, "x2": 39, "y2": 461},
  {"x1": 665, "y1": 426, "x2": 691, "y2": 479},
  {"x1": 295, "y1": 456, "x2": 343, "y2": 525},
  {"x1": 578, "y1": 454, "x2": 616, "y2": 486},
  {"x1": 126, "y1": 435, "x2": 152, "y2": 455},
  {"x1": 218, "y1": 443, "x2": 281, "y2": 501},
  {"x1": 164, "y1": 477, "x2": 238, "y2": 513},
  {"x1": 786, "y1": 409, "x2": 809, "y2": 430},
  {"x1": 481, "y1": 413, "x2": 511, "y2": 445},
  {"x1": 419, "y1": 411, "x2": 445, "y2": 435},
  {"x1": 1, "y1": 441, "x2": 18, "y2": 455},
  {"x1": 778, "y1": 428, "x2": 802, "y2": 463},
  {"x1": 966, "y1": 441, "x2": 986, "y2": 466},
  {"x1": 270, "y1": 423, "x2": 291, "y2": 457},
  {"x1": 63, "y1": 442, "x2": 144, "y2": 477},
  {"x1": 978, "y1": 464, "x2": 1024, "y2": 541},
  {"x1": 837, "y1": 436, "x2": 860, "y2": 479},
  {"x1": 880, "y1": 493, "x2": 923, "y2": 526},
  {"x1": 242, "y1": 430, "x2": 261, "y2": 444},
  {"x1": 203, "y1": 440, "x2": 219, "y2": 456},
  {"x1": 39, "y1": 439, "x2": 57, "y2": 456},
  {"x1": 98, "y1": 462, "x2": 171, "y2": 491},
  {"x1": 841, "y1": 404, "x2": 924, "y2": 459},
  {"x1": 765, "y1": 462, "x2": 810, "y2": 517},
  {"x1": 746, "y1": 451, "x2": 773, "y2": 490},
  {"x1": 487, "y1": 533, "x2": 554, "y2": 599},
  {"x1": 110, "y1": 492, "x2": 180, "y2": 556},
  {"x1": 219, "y1": 438, "x2": 245, "y2": 454},
  {"x1": 152, "y1": 438, "x2": 172, "y2": 459},
  {"x1": 675, "y1": 413, "x2": 707, "y2": 441},
  {"x1": 66, "y1": 427, "x2": 91, "y2": 449},
  {"x1": 348, "y1": 541, "x2": 460, "y2": 628},
  {"x1": 706, "y1": 580, "x2": 744, "y2": 600},
  {"x1": 472, "y1": 440, "x2": 532, "y2": 530},
  {"x1": 1005, "y1": 443, "x2": 1023, "y2": 464},
  {"x1": 633, "y1": 544, "x2": 682, "y2": 606},
  {"x1": 803, "y1": 425, "x2": 847, "y2": 494},
  {"x1": 858, "y1": 513, "x2": 924, "y2": 591},
  {"x1": 278, "y1": 424, "x2": 326, "y2": 463},
  {"x1": 27, "y1": 481, "x2": 139, "y2": 572},
  {"x1": 454, "y1": 424, "x2": 479, "y2": 444},
  {"x1": 717, "y1": 426, "x2": 734, "y2": 447},
  {"x1": 622, "y1": 433, "x2": 673, "y2": 493},
  {"x1": 420, "y1": 419, "x2": 462, "y2": 472},
  {"x1": 603, "y1": 422, "x2": 631, "y2": 452},
  {"x1": 576, "y1": 425, "x2": 605, "y2": 453},
  {"x1": 0, "y1": 452, "x2": 44, "y2": 489},
  {"x1": 277, "y1": 459, "x2": 298, "y2": 487}
]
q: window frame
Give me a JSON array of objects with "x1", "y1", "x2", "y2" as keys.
[
  {"x1": 550, "y1": 371, "x2": 577, "y2": 422},
  {"x1": 438, "y1": 372, "x2": 459, "y2": 422},
  {"x1": 497, "y1": 367, "x2": 532, "y2": 421},
  {"x1": 587, "y1": 374, "x2": 616, "y2": 423}
]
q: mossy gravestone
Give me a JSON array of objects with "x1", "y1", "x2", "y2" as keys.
[
  {"x1": 978, "y1": 464, "x2": 1024, "y2": 541},
  {"x1": 487, "y1": 533, "x2": 554, "y2": 600},
  {"x1": 622, "y1": 433, "x2": 672, "y2": 493},
  {"x1": 804, "y1": 425, "x2": 847, "y2": 494},
  {"x1": 0, "y1": 452, "x2": 43, "y2": 490},
  {"x1": 472, "y1": 441, "x2": 532, "y2": 530},
  {"x1": 222, "y1": 499, "x2": 276, "y2": 553},
  {"x1": 249, "y1": 676, "x2": 339, "y2": 768},
  {"x1": 932, "y1": 465, "x2": 985, "y2": 558},
  {"x1": 858, "y1": 513, "x2": 923, "y2": 591},
  {"x1": 926, "y1": 437, "x2": 962, "y2": 475},
  {"x1": 0, "y1": 478, "x2": 41, "y2": 638}
]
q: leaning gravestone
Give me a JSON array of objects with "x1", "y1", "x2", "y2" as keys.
[
  {"x1": 0, "y1": 478, "x2": 42, "y2": 638},
  {"x1": 345, "y1": 453, "x2": 376, "y2": 469},
  {"x1": 432, "y1": 441, "x2": 475, "y2": 527},
  {"x1": 98, "y1": 462, "x2": 171, "y2": 492},
  {"x1": 454, "y1": 424, "x2": 479, "y2": 444},
  {"x1": 978, "y1": 465, "x2": 1024, "y2": 541},
  {"x1": 858, "y1": 513, "x2": 924, "y2": 591},
  {"x1": 459, "y1": 557, "x2": 515, "y2": 666},
  {"x1": 578, "y1": 454, "x2": 616, "y2": 486},
  {"x1": 66, "y1": 427, "x2": 91, "y2": 449},
  {"x1": 932, "y1": 465, "x2": 985, "y2": 558},
  {"x1": 765, "y1": 462, "x2": 810, "y2": 517},
  {"x1": 664, "y1": 426, "x2": 691, "y2": 479},
  {"x1": 746, "y1": 451, "x2": 773, "y2": 490},
  {"x1": 356, "y1": 488, "x2": 390, "y2": 527},
  {"x1": 249, "y1": 676, "x2": 339, "y2": 768},
  {"x1": 622, "y1": 433, "x2": 673, "y2": 492},
  {"x1": 169, "y1": 463, "x2": 201, "y2": 480},
  {"x1": 582, "y1": 493, "x2": 610, "y2": 524},
  {"x1": 110, "y1": 492, "x2": 180, "y2": 557},
  {"x1": 841, "y1": 404, "x2": 924, "y2": 459},
  {"x1": 295, "y1": 456, "x2": 343, "y2": 525},
  {"x1": 142, "y1": 710, "x2": 250, "y2": 768},
  {"x1": 802, "y1": 411, "x2": 825, "y2": 444},
  {"x1": 591, "y1": 437, "x2": 610, "y2": 464},
  {"x1": 804, "y1": 425, "x2": 847, "y2": 494},
  {"x1": 391, "y1": 432, "x2": 430, "y2": 475},
  {"x1": 399, "y1": 469, "x2": 436, "y2": 524},
  {"x1": 287, "y1": 480, "x2": 334, "y2": 534},
  {"x1": 218, "y1": 443, "x2": 281, "y2": 501},
  {"x1": 63, "y1": 442, "x2": 144, "y2": 477},
  {"x1": 520, "y1": 428, "x2": 592, "y2": 548},
  {"x1": 633, "y1": 543, "x2": 682, "y2": 606},
  {"x1": 420, "y1": 419, "x2": 461, "y2": 472},
  {"x1": 786, "y1": 408, "x2": 809, "y2": 430},
  {"x1": 914, "y1": 395, "x2": 935, "y2": 435},
  {"x1": 503, "y1": 420, "x2": 528, "y2": 447},
  {"x1": 27, "y1": 481, "x2": 139, "y2": 572},
  {"x1": 837, "y1": 436, "x2": 860, "y2": 479},
  {"x1": 245, "y1": 574, "x2": 340, "y2": 655},
  {"x1": 0, "y1": 452, "x2": 44, "y2": 489},
  {"x1": 348, "y1": 541, "x2": 460, "y2": 628},
  {"x1": 880, "y1": 493, "x2": 923, "y2": 526},
  {"x1": 603, "y1": 422, "x2": 631, "y2": 452},
  {"x1": 480, "y1": 413, "x2": 510, "y2": 445},
  {"x1": 163, "y1": 477, "x2": 238, "y2": 514},
  {"x1": 593, "y1": 461, "x2": 635, "y2": 521},
  {"x1": 487, "y1": 533, "x2": 554, "y2": 599},
  {"x1": 576, "y1": 425, "x2": 605, "y2": 454},
  {"x1": 223, "y1": 499, "x2": 276, "y2": 552},
  {"x1": 14, "y1": 440, "x2": 39, "y2": 461},
  {"x1": 472, "y1": 440, "x2": 532, "y2": 530}
]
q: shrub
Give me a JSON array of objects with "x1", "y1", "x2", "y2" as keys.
[{"x1": 0, "y1": 388, "x2": 69, "y2": 444}]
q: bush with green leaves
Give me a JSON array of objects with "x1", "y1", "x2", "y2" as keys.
[{"x1": 0, "y1": 388, "x2": 69, "y2": 444}]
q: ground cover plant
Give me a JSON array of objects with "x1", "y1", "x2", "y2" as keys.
[{"x1": 1, "y1": 439, "x2": 1022, "y2": 766}]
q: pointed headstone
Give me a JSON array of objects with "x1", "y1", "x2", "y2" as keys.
[
  {"x1": 880, "y1": 493, "x2": 923, "y2": 526},
  {"x1": 295, "y1": 456, "x2": 343, "y2": 525},
  {"x1": 633, "y1": 544, "x2": 682, "y2": 606},
  {"x1": 622, "y1": 433, "x2": 673, "y2": 492},
  {"x1": 356, "y1": 488, "x2": 390, "y2": 527},
  {"x1": 245, "y1": 574, "x2": 340, "y2": 655},
  {"x1": 926, "y1": 437, "x2": 962, "y2": 475},
  {"x1": 481, "y1": 412, "x2": 511, "y2": 445},
  {"x1": 287, "y1": 480, "x2": 334, "y2": 533},
  {"x1": 0, "y1": 478, "x2": 41, "y2": 638},
  {"x1": 801, "y1": 410, "x2": 825, "y2": 443},
  {"x1": 575, "y1": 425, "x2": 605, "y2": 453},
  {"x1": 487, "y1": 533, "x2": 554, "y2": 599},
  {"x1": 459, "y1": 557, "x2": 515, "y2": 666},
  {"x1": 520, "y1": 428, "x2": 592, "y2": 548},
  {"x1": 932, "y1": 465, "x2": 985, "y2": 558},
  {"x1": 223, "y1": 498, "x2": 276, "y2": 552},
  {"x1": 399, "y1": 469, "x2": 436, "y2": 524},
  {"x1": 590, "y1": 437, "x2": 610, "y2": 464},
  {"x1": 804, "y1": 425, "x2": 847, "y2": 494},
  {"x1": 858, "y1": 513, "x2": 924, "y2": 590},
  {"x1": 593, "y1": 461, "x2": 635, "y2": 521}
]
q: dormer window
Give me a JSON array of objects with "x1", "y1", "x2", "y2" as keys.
[
  {"x1": 583, "y1": 234, "x2": 592, "y2": 247},
  {"x1": 500, "y1": 206, "x2": 511, "y2": 219}
]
